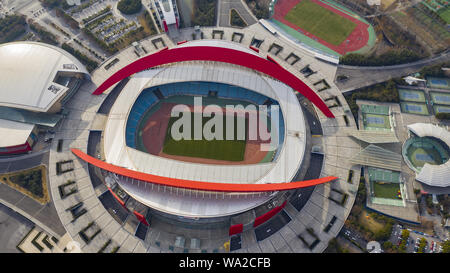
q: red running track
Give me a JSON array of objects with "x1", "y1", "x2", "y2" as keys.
[
  {"x1": 273, "y1": 0, "x2": 370, "y2": 55},
  {"x1": 72, "y1": 148, "x2": 337, "y2": 193},
  {"x1": 92, "y1": 45, "x2": 335, "y2": 118}
]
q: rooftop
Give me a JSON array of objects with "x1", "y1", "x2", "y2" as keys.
[{"x1": 0, "y1": 42, "x2": 88, "y2": 112}]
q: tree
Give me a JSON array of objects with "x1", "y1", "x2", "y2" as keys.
[
  {"x1": 401, "y1": 229, "x2": 410, "y2": 240},
  {"x1": 117, "y1": 0, "x2": 142, "y2": 15},
  {"x1": 191, "y1": 0, "x2": 216, "y2": 26},
  {"x1": 442, "y1": 240, "x2": 450, "y2": 253},
  {"x1": 417, "y1": 237, "x2": 427, "y2": 253},
  {"x1": 436, "y1": 113, "x2": 450, "y2": 120},
  {"x1": 383, "y1": 241, "x2": 393, "y2": 250}
]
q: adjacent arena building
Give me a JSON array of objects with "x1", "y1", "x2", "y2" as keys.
[{"x1": 0, "y1": 42, "x2": 89, "y2": 154}]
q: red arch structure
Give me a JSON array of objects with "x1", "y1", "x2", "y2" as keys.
[
  {"x1": 93, "y1": 45, "x2": 335, "y2": 118},
  {"x1": 72, "y1": 148, "x2": 337, "y2": 192}
]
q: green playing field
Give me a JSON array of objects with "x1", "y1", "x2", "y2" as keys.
[
  {"x1": 284, "y1": 0, "x2": 357, "y2": 46},
  {"x1": 162, "y1": 113, "x2": 247, "y2": 161},
  {"x1": 372, "y1": 182, "x2": 401, "y2": 200}
]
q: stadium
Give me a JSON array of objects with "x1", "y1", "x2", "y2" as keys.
[
  {"x1": 269, "y1": 0, "x2": 376, "y2": 57},
  {"x1": 71, "y1": 40, "x2": 337, "y2": 237}
]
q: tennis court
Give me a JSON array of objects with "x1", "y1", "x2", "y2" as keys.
[
  {"x1": 427, "y1": 77, "x2": 450, "y2": 90},
  {"x1": 362, "y1": 113, "x2": 391, "y2": 130},
  {"x1": 368, "y1": 167, "x2": 400, "y2": 183},
  {"x1": 400, "y1": 102, "x2": 429, "y2": 115},
  {"x1": 430, "y1": 91, "x2": 450, "y2": 106},
  {"x1": 433, "y1": 105, "x2": 450, "y2": 114},
  {"x1": 398, "y1": 88, "x2": 426, "y2": 103},
  {"x1": 403, "y1": 136, "x2": 449, "y2": 171}
]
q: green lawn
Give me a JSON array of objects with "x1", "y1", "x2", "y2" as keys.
[
  {"x1": 284, "y1": 0, "x2": 357, "y2": 46},
  {"x1": 163, "y1": 114, "x2": 247, "y2": 161},
  {"x1": 372, "y1": 182, "x2": 401, "y2": 199},
  {"x1": 438, "y1": 7, "x2": 450, "y2": 24}
]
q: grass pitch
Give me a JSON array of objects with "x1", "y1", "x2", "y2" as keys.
[
  {"x1": 284, "y1": 0, "x2": 357, "y2": 46},
  {"x1": 372, "y1": 182, "x2": 401, "y2": 199},
  {"x1": 438, "y1": 7, "x2": 450, "y2": 24},
  {"x1": 163, "y1": 113, "x2": 247, "y2": 161}
]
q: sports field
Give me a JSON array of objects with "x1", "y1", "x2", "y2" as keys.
[
  {"x1": 400, "y1": 102, "x2": 430, "y2": 115},
  {"x1": 407, "y1": 147, "x2": 443, "y2": 168},
  {"x1": 430, "y1": 91, "x2": 450, "y2": 106},
  {"x1": 438, "y1": 7, "x2": 450, "y2": 24},
  {"x1": 162, "y1": 114, "x2": 247, "y2": 162},
  {"x1": 134, "y1": 96, "x2": 274, "y2": 165},
  {"x1": 284, "y1": 0, "x2": 356, "y2": 46},
  {"x1": 398, "y1": 88, "x2": 427, "y2": 103},
  {"x1": 434, "y1": 105, "x2": 450, "y2": 114},
  {"x1": 271, "y1": 0, "x2": 375, "y2": 56},
  {"x1": 372, "y1": 182, "x2": 401, "y2": 200},
  {"x1": 427, "y1": 77, "x2": 450, "y2": 90},
  {"x1": 362, "y1": 113, "x2": 391, "y2": 130}
]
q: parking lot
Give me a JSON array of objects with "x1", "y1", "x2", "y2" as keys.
[{"x1": 390, "y1": 224, "x2": 443, "y2": 253}]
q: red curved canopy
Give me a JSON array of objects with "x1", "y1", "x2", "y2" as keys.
[
  {"x1": 72, "y1": 148, "x2": 337, "y2": 192},
  {"x1": 93, "y1": 45, "x2": 335, "y2": 118}
]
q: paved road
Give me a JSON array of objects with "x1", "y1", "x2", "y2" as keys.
[
  {"x1": 0, "y1": 203, "x2": 34, "y2": 253},
  {"x1": 217, "y1": 0, "x2": 258, "y2": 27},
  {"x1": 0, "y1": 149, "x2": 65, "y2": 237},
  {"x1": 335, "y1": 50, "x2": 450, "y2": 92},
  {"x1": 0, "y1": 150, "x2": 49, "y2": 173}
]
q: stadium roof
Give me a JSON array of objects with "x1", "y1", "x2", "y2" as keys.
[
  {"x1": 101, "y1": 60, "x2": 308, "y2": 217},
  {"x1": 349, "y1": 144, "x2": 402, "y2": 171},
  {"x1": 0, "y1": 42, "x2": 89, "y2": 112},
  {"x1": 348, "y1": 129, "x2": 399, "y2": 144},
  {"x1": 104, "y1": 65, "x2": 306, "y2": 184},
  {"x1": 0, "y1": 119, "x2": 34, "y2": 148},
  {"x1": 91, "y1": 40, "x2": 335, "y2": 118},
  {"x1": 72, "y1": 148, "x2": 336, "y2": 217},
  {"x1": 408, "y1": 123, "x2": 450, "y2": 187}
]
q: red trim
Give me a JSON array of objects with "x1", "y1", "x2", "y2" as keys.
[
  {"x1": 163, "y1": 20, "x2": 168, "y2": 32},
  {"x1": 92, "y1": 46, "x2": 334, "y2": 118},
  {"x1": 249, "y1": 46, "x2": 259, "y2": 53},
  {"x1": 0, "y1": 142, "x2": 32, "y2": 155},
  {"x1": 133, "y1": 210, "x2": 149, "y2": 226},
  {"x1": 72, "y1": 149, "x2": 337, "y2": 192},
  {"x1": 266, "y1": 55, "x2": 281, "y2": 67},
  {"x1": 107, "y1": 186, "x2": 127, "y2": 208},
  {"x1": 177, "y1": 40, "x2": 188, "y2": 45},
  {"x1": 253, "y1": 201, "x2": 287, "y2": 227},
  {"x1": 229, "y1": 224, "x2": 244, "y2": 236}
]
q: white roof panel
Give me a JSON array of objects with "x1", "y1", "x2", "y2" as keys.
[
  {"x1": 0, "y1": 119, "x2": 34, "y2": 147},
  {"x1": 0, "y1": 42, "x2": 88, "y2": 112},
  {"x1": 408, "y1": 123, "x2": 450, "y2": 187}
]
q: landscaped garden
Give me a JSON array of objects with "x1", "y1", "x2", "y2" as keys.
[{"x1": 0, "y1": 165, "x2": 49, "y2": 204}]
